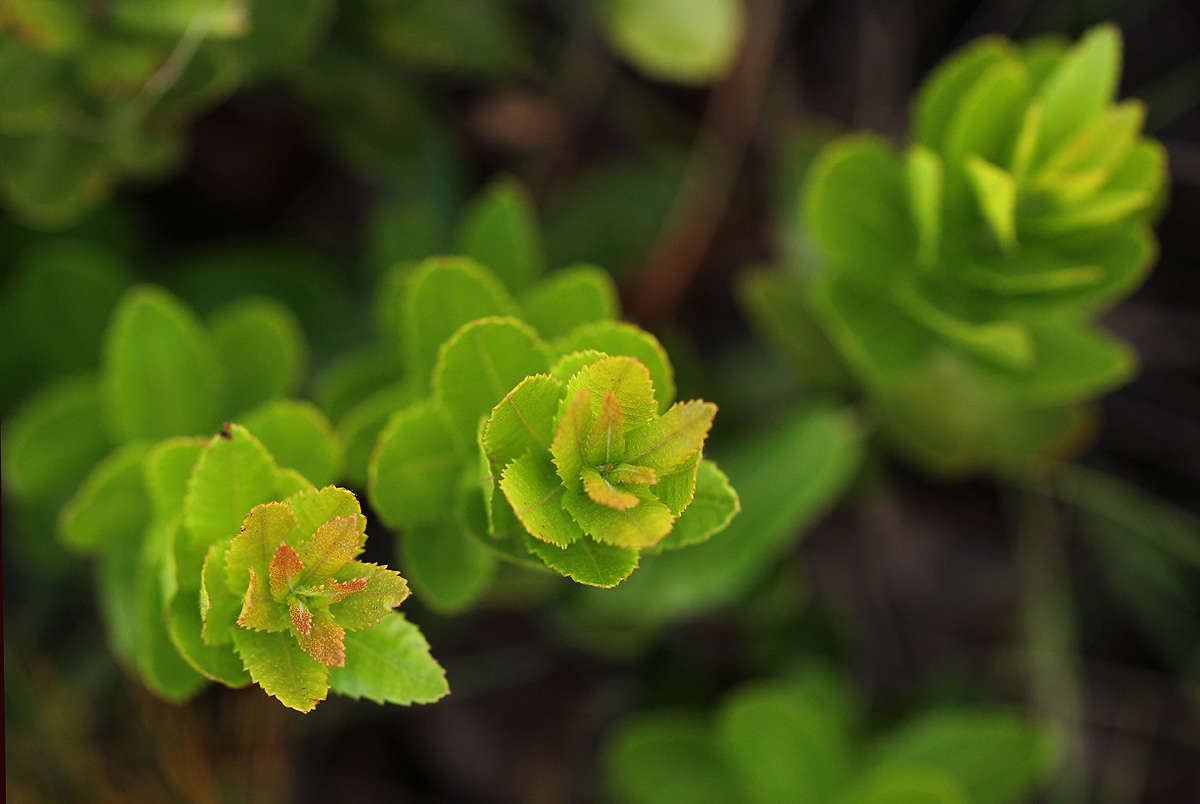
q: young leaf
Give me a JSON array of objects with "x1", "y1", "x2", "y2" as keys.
[
  {"x1": 329, "y1": 561, "x2": 410, "y2": 631},
  {"x1": 965, "y1": 155, "x2": 1017, "y2": 251},
  {"x1": 269, "y1": 542, "x2": 304, "y2": 601},
  {"x1": 209, "y1": 297, "x2": 307, "y2": 415},
  {"x1": 224, "y1": 502, "x2": 299, "y2": 600},
  {"x1": 230, "y1": 628, "x2": 329, "y2": 713},
  {"x1": 550, "y1": 349, "x2": 606, "y2": 383},
  {"x1": 624, "y1": 400, "x2": 717, "y2": 473},
  {"x1": 501, "y1": 452, "x2": 584, "y2": 547},
  {"x1": 521, "y1": 264, "x2": 619, "y2": 339},
  {"x1": 651, "y1": 460, "x2": 740, "y2": 552},
  {"x1": 241, "y1": 399, "x2": 343, "y2": 487},
  {"x1": 585, "y1": 391, "x2": 626, "y2": 465},
  {"x1": 906, "y1": 145, "x2": 943, "y2": 266},
  {"x1": 286, "y1": 485, "x2": 365, "y2": 546},
  {"x1": 524, "y1": 534, "x2": 639, "y2": 588},
  {"x1": 563, "y1": 355, "x2": 657, "y2": 430},
  {"x1": 294, "y1": 609, "x2": 347, "y2": 667},
  {"x1": 551, "y1": 388, "x2": 592, "y2": 490},
  {"x1": 432, "y1": 316, "x2": 550, "y2": 443},
  {"x1": 369, "y1": 401, "x2": 464, "y2": 529},
  {"x1": 913, "y1": 36, "x2": 1012, "y2": 152},
  {"x1": 102, "y1": 286, "x2": 226, "y2": 441},
  {"x1": 562, "y1": 487, "x2": 675, "y2": 549},
  {"x1": 555, "y1": 322, "x2": 676, "y2": 411},
  {"x1": 295, "y1": 514, "x2": 360, "y2": 583},
  {"x1": 482, "y1": 374, "x2": 565, "y2": 467},
  {"x1": 454, "y1": 175, "x2": 545, "y2": 291},
  {"x1": 403, "y1": 256, "x2": 517, "y2": 387},
  {"x1": 653, "y1": 455, "x2": 701, "y2": 515},
  {"x1": 329, "y1": 612, "x2": 449, "y2": 705},
  {"x1": 581, "y1": 466, "x2": 640, "y2": 511},
  {"x1": 1032, "y1": 23, "x2": 1121, "y2": 166}
]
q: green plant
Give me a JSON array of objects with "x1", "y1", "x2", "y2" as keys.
[
  {"x1": 605, "y1": 665, "x2": 1058, "y2": 804},
  {"x1": 743, "y1": 24, "x2": 1165, "y2": 476}
]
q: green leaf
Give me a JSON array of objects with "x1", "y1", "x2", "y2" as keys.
[
  {"x1": 1032, "y1": 24, "x2": 1121, "y2": 167},
  {"x1": 804, "y1": 136, "x2": 915, "y2": 277},
  {"x1": 369, "y1": 401, "x2": 464, "y2": 529},
  {"x1": 652, "y1": 460, "x2": 739, "y2": 551},
  {"x1": 554, "y1": 322, "x2": 676, "y2": 411},
  {"x1": 837, "y1": 768, "x2": 968, "y2": 804},
  {"x1": 329, "y1": 612, "x2": 448, "y2": 705},
  {"x1": 312, "y1": 346, "x2": 403, "y2": 421},
  {"x1": 110, "y1": 0, "x2": 250, "y2": 37},
  {"x1": 1024, "y1": 140, "x2": 1164, "y2": 234},
  {"x1": 402, "y1": 520, "x2": 497, "y2": 613},
  {"x1": 183, "y1": 425, "x2": 280, "y2": 568},
  {"x1": 134, "y1": 523, "x2": 208, "y2": 702},
  {"x1": 200, "y1": 540, "x2": 240, "y2": 645},
  {"x1": 563, "y1": 355, "x2": 657, "y2": 431},
  {"x1": 562, "y1": 487, "x2": 674, "y2": 548},
  {"x1": 209, "y1": 297, "x2": 307, "y2": 415},
  {"x1": 144, "y1": 437, "x2": 207, "y2": 523},
  {"x1": 0, "y1": 130, "x2": 110, "y2": 228},
  {"x1": 3, "y1": 375, "x2": 111, "y2": 504},
  {"x1": 296, "y1": 514, "x2": 361, "y2": 583},
  {"x1": 432, "y1": 316, "x2": 550, "y2": 443},
  {"x1": 520, "y1": 265, "x2": 619, "y2": 339},
  {"x1": 501, "y1": 452, "x2": 584, "y2": 547},
  {"x1": 241, "y1": 399, "x2": 343, "y2": 487},
  {"x1": 524, "y1": 534, "x2": 639, "y2": 588},
  {"x1": 913, "y1": 36, "x2": 1012, "y2": 152},
  {"x1": 964, "y1": 156, "x2": 1017, "y2": 251},
  {"x1": 551, "y1": 351, "x2": 607, "y2": 383},
  {"x1": 892, "y1": 286, "x2": 1033, "y2": 372},
  {"x1": 601, "y1": 0, "x2": 745, "y2": 85},
  {"x1": 604, "y1": 713, "x2": 743, "y2": 804},
  {"x1": 653, "y1": 456, "x2": 700, "y2": 515},
  {"x1": 585, "y1": 390, "x2": 627, "y2": 465},
  {"x1": 483, "y1": 374, "x2": 565, "y2": 467},
  {"x1": 940, "y1": 58, "x2": 1030, "y2": 204},
  {"x1": 551, "y1": 388, "x2": 592, "y2": 491},
  {"x1": 1034, "y1": 100, "x2": 1144, "y2": 188},
  {"x1": 224, "y1": 502, "x2": 297, "y2": 595},
  {"x1": 60, "y1": 442, "x2": 151, "y2": 552},
  {"x1": 335, "y1": 382, "x2": 415, "y2": 490},
  {"x1": 581, "y1": 466, "x2": 640, "y2": 510},
  {"x1": 230, "y1": 627, "x2": 329, "y2": 713},
  {"x1": 329, "y1": 561, "x2": 410, "y2": 631},
  {"x1": 166, "y1": 585, "x2": 251, "y2": 687},
  {"x1": 715, "y1": 679, "x2": 853, "y2": 804},
  {"x1": 455, "y1": 176, "x2": 545, "y2": 291},
  {"x1": 625, "y1": 400, "x2": 717, "y2": 473},
  {"x1": 404, "y1": 256, "x2": 517, "y2": 388},
  {"x1": 905, "y1": 145, "x2": 943, "y2": 266},
  {"x1": 864, "y1": 710, "x2": 1057, "y2": 804},
  {"x1": 102, "y1": 286, "x2": 226, "y2": 441}
]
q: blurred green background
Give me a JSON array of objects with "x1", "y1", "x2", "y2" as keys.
[{"x1": 3, "y1": 0, "x2": 1199, "y2": 801}]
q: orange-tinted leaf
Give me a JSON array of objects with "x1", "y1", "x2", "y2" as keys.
[{"x1": 269, "y1": 542, "x2": 304, "y2": 601}]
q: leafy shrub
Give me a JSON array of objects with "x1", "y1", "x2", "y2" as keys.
[
  {"x1": 744, "y1": 24, "x2": 1166, "y2": 476},
  {"x1": 605, "y1": 666, "x2": 1058, "y2": 804}
]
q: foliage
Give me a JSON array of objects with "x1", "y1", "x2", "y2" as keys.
[
  {"x1": 744, "y1": 25, "x2": 1166, "y2": 476},
  {"x1": 605, "y1": 666, "x2": 1058, "y2": 804}
]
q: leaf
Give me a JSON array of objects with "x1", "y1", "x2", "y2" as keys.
[
  {"x1": 0, "y1": 130, "x2": 110, "y2": 228},
  {"x1": 102, "y1": 286, "x2": 226, "y2": 441},
  {"x1": 295, "y1": 608, "x2": 346, "y2": 667},
  {"x1": 369, "y1": 401, "x2": 464, "y2": 529},
  {"x1": 550, "y1": 349, "x2": 607, "y2": 383},
  {"x1": 241, "y1": 399, "x2": 343, "y2": 488},
  {"x1": 964, "y1": 155, "x2": 1017, "y2": 251},
  {"x1": 602, "y1": 0, "x2": 745, "y2": 85},
  {"x1": 863, "y1": 709, "x2": 1057, "y2": 804},
  {"x1": 564, "y1": 355, "x2": 657, "y2": 431},
  {"x1": 432, "y1": 316, "x2": 551, "y2": 443},
  {"x1": 200, "y1": 540, "x2": 241, "y2": 645},
  {"x1": 1032, "y1": 24, "x2": 1121, "y2": 167},
  {"x1": 329, "y1": 561, "x2": 410, "y2": 631},
  {"x1": 1025, "y1": 140, "x2": 1164, "y2": 234},
  {"x1": 525, "y1": 534, "x2": 639, "y2": 588},
  {"x1": 482, "y1": 374, "x2": 565, "y2": 467},
  {"x1": 554, "y1": 322, "x2": 676, "y2": 411},
  {"x1": 501, "y1": 453, "x2": 584, "y2": 547},
  {"x1": 551, "y1": 388, "x2": 592, "y2": 491},
  {"x1": 940, "y1": 58, "x2": 1030, "y2": 204},
  {"x1": 166, "y1": 589, "x2": 251, "y2": 687},
  {"x1": 367, "y1": 0, "x2": 530, "y2": 77},
  {"x1": 285, "y1": 485, "x2": 365, "y2": 545},
  {"x1": 144, "y1": 437, "x2": 207, "y2": 523},
  {"x1": 209, "y1": 297, "x2": 307, "y2": 415},
  {"x1": 455, "y1": 175, "x2": 545, "y2": 290},
  {"x1": 520, "y1": 265, "x2": 619, "y2": 339},
  {"x1": 230, "y1": 628, "x2": 329, "y2": 713},
  {"x1": 329, "y1": 612, "x2": 448, "y2": 705},
  {"x1": 224, "y1": 501, "x2": 298, "y2": 602},
  {"x1": 604, "y1": 713, "x2": 743, "y2": 804},
  {"x1": 836, "y1": 767, "x2": 968, "y2": 804},
  {"x1": 296, "y1": 514, "x2": 361, "y2": 583},
  {"x1": 563, "y1": 487, "x2": 674, "y2": 549},
  {"x1": 573, "y1": 406, "x2": 862, "y2": 624},
  {"x1": 625, "y1": 400, "x2": 717, "y2": 473},
  {"x1": 402, "y1": 520, "x2": 497, "y2": 613},
  {"x1": 715, "y1": 679, "x2": 854, "y2": 804},
  {"x1": 60, "y1": 442, "x2": 151, "y2": 552},
  {"x1": 184, "y1": 425, "x2": 280, "y2": 582},
  {"x1": 582, "y1": 466, "x2": 640, "y2": 511},
  {"x1": 892, "y1": 286, "x2": 1033, "y2": 371},
  {"x1": 913, "y1": 36, "x2": 1012, "y2": 152},
  {"x1": 3, "y1": 375, "x2": 111, "y2": 504},
  {"x1": 905, "y1": 145, "x2": 943, "y2": 266},
  {"x1": 608, "y1": 464, "x2": 659, "y2": 485},
  {"x1": 403, "y1": 256, "x2": 517, "y2": 388},
  {"x1": 335, "y1": 381, "x2": 415, "y2": 489},
  {"x1": 804, "y1": 136, "x2": 916, "y2": 276},
  {"x1": 269, "y1": 542, "x2": 304, "y2": 600},
  {"x1": 585, "y1": 391, "x2": 627, "y2": 465},
  {"x1": 312, "y1": 346, "x2": 403, "y2": 421},
  {"x1": 652, "y1": 460, "x2": 740, "y2": 551},
  {"x1": 651, "y1": 456, "x2": 700, "y2": 515}
]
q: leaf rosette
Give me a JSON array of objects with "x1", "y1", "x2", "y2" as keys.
[{"x1": 793, "y1": 24, "x2": 1165, "y2": 475}]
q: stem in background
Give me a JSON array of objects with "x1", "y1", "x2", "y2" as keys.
[
  {"x1": 628, "y1": 0, "x2": 784, "y2": 323},
  {"x1": 1014, "y1": 474, "x2": 1088, "y2": 804}
]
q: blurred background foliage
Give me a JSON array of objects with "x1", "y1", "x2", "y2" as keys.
[{"x1": 3, "y1": 0, "x2": 1200, "y2": 801}]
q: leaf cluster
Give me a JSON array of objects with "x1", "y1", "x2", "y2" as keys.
[
  {"x1": 746, "y1": 25, "x2": 1165, "y2": 476},
  {"x1": 606, "y1": 666, "x2": 1058, "y2": 804}
]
